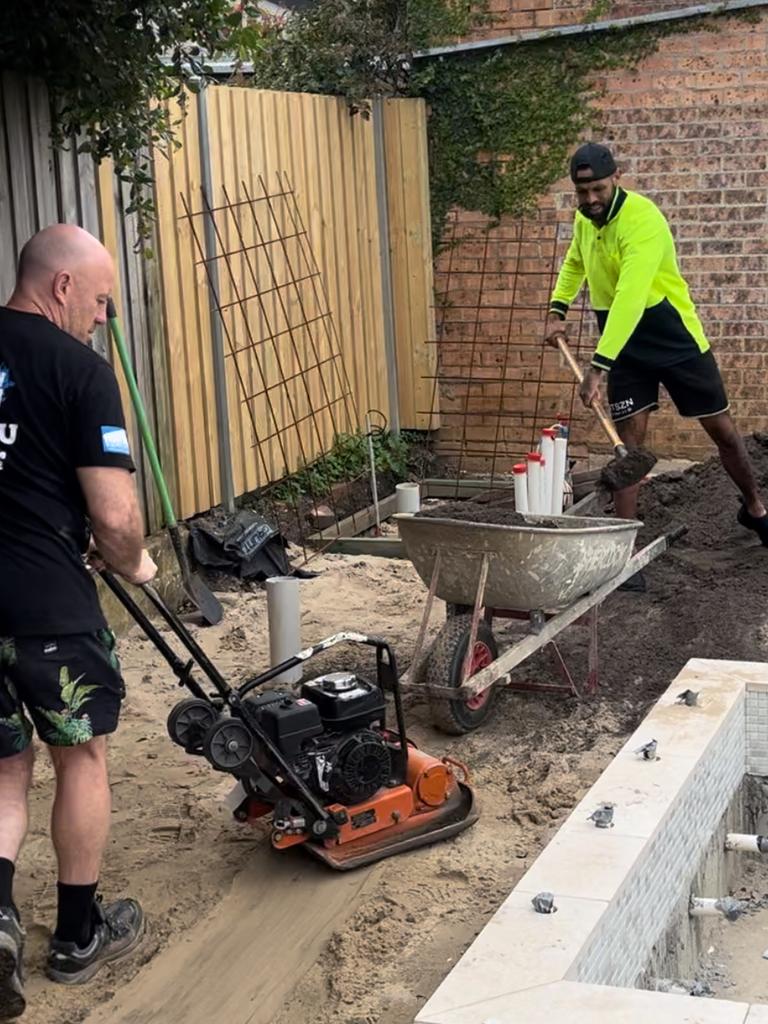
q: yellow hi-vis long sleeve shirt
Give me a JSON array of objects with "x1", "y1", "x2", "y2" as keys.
[{"x1": 549, "y1": 188, "x2": 710, "y2": 372}]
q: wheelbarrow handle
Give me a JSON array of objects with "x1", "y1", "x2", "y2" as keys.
[{"x1": 666, "y1": 524, "x2": 688, "y2": 545}]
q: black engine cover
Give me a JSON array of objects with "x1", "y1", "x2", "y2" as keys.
[
  {"x1": 301, "y1": 672, "x2": 385, "y2": 731},
  {"x1": 249, "y1": 690, "x2": 323, "y2": 759},
  {"x1": 319, "y1": 730, "x2": 391, "y2": 805},
  {"x1": 245, "y1": 676, "x2": 391, "y2": 806}
]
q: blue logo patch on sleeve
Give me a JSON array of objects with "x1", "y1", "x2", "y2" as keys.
[{"x1": 101, "y1": 425, "x2": 131, "y2": 455}]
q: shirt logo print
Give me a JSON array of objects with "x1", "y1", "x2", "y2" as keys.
[{"x1": 0, "y1": 365, "x2": 15, "y2": 408}]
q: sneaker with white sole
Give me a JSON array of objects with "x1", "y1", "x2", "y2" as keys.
[
  {"x1": 46, "y1": 897, "x2": 144, "y2": 985},
  {"x1": 0, "y1": 906, "x2": 25, "y2": 1019}
]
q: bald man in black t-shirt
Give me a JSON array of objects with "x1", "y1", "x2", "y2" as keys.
[{"x1": 0, "y1": 225, "x2": 156, "y2": 1014}]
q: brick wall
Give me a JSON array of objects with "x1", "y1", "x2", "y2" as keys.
[
  {"x1": 482, "y1": 1, "x2": 724, "y2": 37},
  {"x1": 436, "y1": 7, "x2": 768, "y2": 465}
]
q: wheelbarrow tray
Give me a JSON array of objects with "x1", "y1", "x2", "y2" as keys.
[{"x1": 394, "y1": 512, "x2": 641, "y2": 612}]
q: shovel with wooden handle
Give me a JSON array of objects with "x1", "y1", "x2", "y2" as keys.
[
  {"x1": 106, "y1": 298, "x2": 223, "y2": 626},
  {"x1": 552, "y1": 333, "x2": 657, "y2": 491}
]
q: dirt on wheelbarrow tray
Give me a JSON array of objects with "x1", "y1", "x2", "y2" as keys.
[{"x1": 416, "y1": 501, "x2": 561, "y2": 528}]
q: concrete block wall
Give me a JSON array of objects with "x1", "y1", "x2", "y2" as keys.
[
  {"x1": 416, "y1": 658, "x2": 768, "y2": 1024},
  {"x1": 746, "y1": 685, "x2": 768, "y2": 775},
  {"x1": 436, "y1": 6, "x2": 768, "y2": 467},
  {"x1": 575, "y1": 695, "x2": 745, "y2": 986}
]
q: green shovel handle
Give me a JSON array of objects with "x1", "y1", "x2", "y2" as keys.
[{"x1": 106, "y1": 297, "x2": 177, "y2": 529}]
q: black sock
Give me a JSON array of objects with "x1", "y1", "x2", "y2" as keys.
[
  {"x1": 0, "y1": 858, "x2": 14, "y2": 907},
  {"x1": 55, "y1": 882, "x2": 98, "y2": 948}
]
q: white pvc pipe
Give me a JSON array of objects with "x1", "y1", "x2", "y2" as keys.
[
  {"x1": 527, "y1": 454, "x2": 543, "y2": 514},
  {"x1": 689, "y1": 898, "x2": 721, "y2": 917},
  {"x1": 540, "y1": 430, "x2": 556, "y2": 515},
  {"x1": 266, "y1": 576, "x2": 302, "y2": 685},
  {"x1": 689, "y1": 896, "x2": 745, "y2": 920},
  {"x1": 726, "y1": 833, "x2": 768, "y2": 854},
  {"x1": 551, "y1": 436, "x2": 568, "y2": 515},
  {"x1": 539, "y1": 457, "x2": 548, "y2": 514},
  {"x1": 365, "y1": 414, "x2": 381, "y2": 533},
  {"x1": 396, "y1": 482, "x2": 420, "y2": 514},
  {"x1": 513, "y1": 464, "x2": 528, "y2": 514}
]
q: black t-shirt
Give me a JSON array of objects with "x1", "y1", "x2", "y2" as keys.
[{"x1": 0, "y1": 307, "x2": 134, "y2": 636}]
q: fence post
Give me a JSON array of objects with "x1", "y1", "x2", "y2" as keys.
[
  {"x1": 197, "y1": 84, "x2": 236, "y2": 513},
  {"x1": 371, "y1": 95, "x2": 401, "y2": 437}
]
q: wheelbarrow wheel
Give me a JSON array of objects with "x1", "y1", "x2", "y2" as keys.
[{"x1": 426, "y1": 614, "x2": 499, "y2": 735}]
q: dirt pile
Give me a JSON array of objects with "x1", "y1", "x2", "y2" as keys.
[
  {"x1": 416, "y1": 502, "x2": 561, "y2": 528},
  {"x1": 587, "y1": 433, "x2": 768, "y2": 707},
  {"x1": 639, "y1": 433, "x2": 768, "y2": 547}
]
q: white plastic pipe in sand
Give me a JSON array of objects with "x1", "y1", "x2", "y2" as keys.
[
  {"x1": 513, "y1": 463, "x2": 528, "y2": 514},
  {"x1": 266, "y1": 576, "x2": 302, "y2": 685},
  {"x1": 396, "y1": 481, "x2": 420, "y2": 514},
  {"x1": 527, "y1": 453, "x2": 543, "y2": 514},
  {"x1": 551, "y1": 435, "x2": 568, "y2": 515}
]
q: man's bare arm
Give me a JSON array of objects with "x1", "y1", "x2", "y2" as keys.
[{"x1": 76, "y1": 466, "x2": 157, "y2": 584}]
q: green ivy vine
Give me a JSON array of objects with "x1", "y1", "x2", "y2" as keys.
[
  {"x1": 247, "y1": 2, "x2": 762, "y2": 253},
  {"x1": 0, "y1": 1, "x2": 265, "y2": 237},
  {"x1": 419, "y1": 8, "x2": 762, "y2": 250}
]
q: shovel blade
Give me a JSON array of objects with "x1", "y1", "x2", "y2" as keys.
[{"x1": 185, "y1": 572, "x2": 224, "y2": 626}]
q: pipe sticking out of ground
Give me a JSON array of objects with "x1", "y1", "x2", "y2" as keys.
[
  {"x1": 725, "y1": 833, "x2": 768, "y2": 854},
  {"x1": 266, "y1": 576, "x2": 302, "y2": 685},
  {"x1": 689, "y1": 896, "x2": 747, "y2": 921}
]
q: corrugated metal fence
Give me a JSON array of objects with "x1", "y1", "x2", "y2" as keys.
[{"x1": 0, "y1": 74, "x2": 437, "y2": 526}]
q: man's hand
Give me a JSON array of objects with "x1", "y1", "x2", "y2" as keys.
[
  {"x1": 579, "y1": 366, "x2": 605, "y2": 408},
  {"x1": 121, "y1": 549, "x2": 158, "y2": 586},
  {"x1": 544, "y1": 315, "x2": 569, "y2": 349}
]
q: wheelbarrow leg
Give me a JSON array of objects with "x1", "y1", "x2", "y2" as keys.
[
  {"x1": 408, "y1": 549, "x2": 442, "y2": 687},
  {"x1": 549, "y1": 641, "x2": 581, "y2": 699},
  {"x1": 586, "y1": 603, "x2": 599, "y2": 695},
  {"x1": 460, "y1": 554, "x2": 490, "y2": 686}
]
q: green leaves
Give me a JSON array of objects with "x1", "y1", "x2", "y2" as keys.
[
  {"x1": 248, "y1": 0, "x2": 485, "y2": 115},
  {"x1": 0, "y1": 0, "x2": 262, "y2": 239},
  {"x1": 58, "y1": 666, "x2": 98, "y2": 715},
  {"x1": 242, "y1": 2, "x2": 741, "y2": 254},
  {"x1": 0, "y1": 712, "x2": 33, "y2": 753},
  {"x1": 272, "y1": 428, "x2": 420, "y2": 501}
]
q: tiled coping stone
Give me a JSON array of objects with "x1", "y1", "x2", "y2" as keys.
[{"x1": 416, "y1": 659, "x2": 768, "y2": 1024}]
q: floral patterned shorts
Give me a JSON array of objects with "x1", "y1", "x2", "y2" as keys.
[{"x1": 0, "y1": 631, "x2": 124, "y2": 757}]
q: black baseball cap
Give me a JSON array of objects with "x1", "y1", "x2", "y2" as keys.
[{"x1": 570, "y1": 142, "x2": 617, "y2": 183}]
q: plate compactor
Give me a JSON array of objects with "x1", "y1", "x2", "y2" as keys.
[{"x1": 102, "y1": 572, "x2": 478, "y2": 869}]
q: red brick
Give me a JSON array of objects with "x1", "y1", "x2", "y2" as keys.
[{"x1": 434, "y1": 9, "x2": 768, "y2": 459}]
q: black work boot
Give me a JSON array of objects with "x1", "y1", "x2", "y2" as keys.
[
  {"x1": 0, "y1": 905, "x2": 25, "y2": 1019},
  {"x1": 46, "y1": 897, "x2": 144, "y2": 985},
  {"x1": 737, "y1": 501, "x2": 768, "y2": 547}
]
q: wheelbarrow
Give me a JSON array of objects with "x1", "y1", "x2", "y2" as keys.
[{"x1": 394, "y1": 511, "x2": 685, "y2": 734}]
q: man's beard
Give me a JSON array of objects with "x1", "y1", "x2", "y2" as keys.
[{"x1": 579, "y1": 186, "x2": 615, "y2": 222}]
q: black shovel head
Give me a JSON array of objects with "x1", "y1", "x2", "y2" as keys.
[
  {"x1": 600, "y1": 447, "x2": 657, "y2": 493},
  {"x1": 184, "y1": 571, "x2": 224, "y2": 626}
]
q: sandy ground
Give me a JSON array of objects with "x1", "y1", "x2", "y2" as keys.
[{"x1": 15, "y1": 436, "x2": 768, "y2": 1024}]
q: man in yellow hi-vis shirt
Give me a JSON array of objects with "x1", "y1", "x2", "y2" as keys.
[{"x1": 546, "y1": 142, "x2": 768, "y2": 548}]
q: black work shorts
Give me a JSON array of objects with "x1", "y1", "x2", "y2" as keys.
[
  {"x1": 607, "y1": 350, "x2": 729, "y2": 423},
  {"x1": 0, "y1": 630, "x2": 125, "y2": 758}
]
